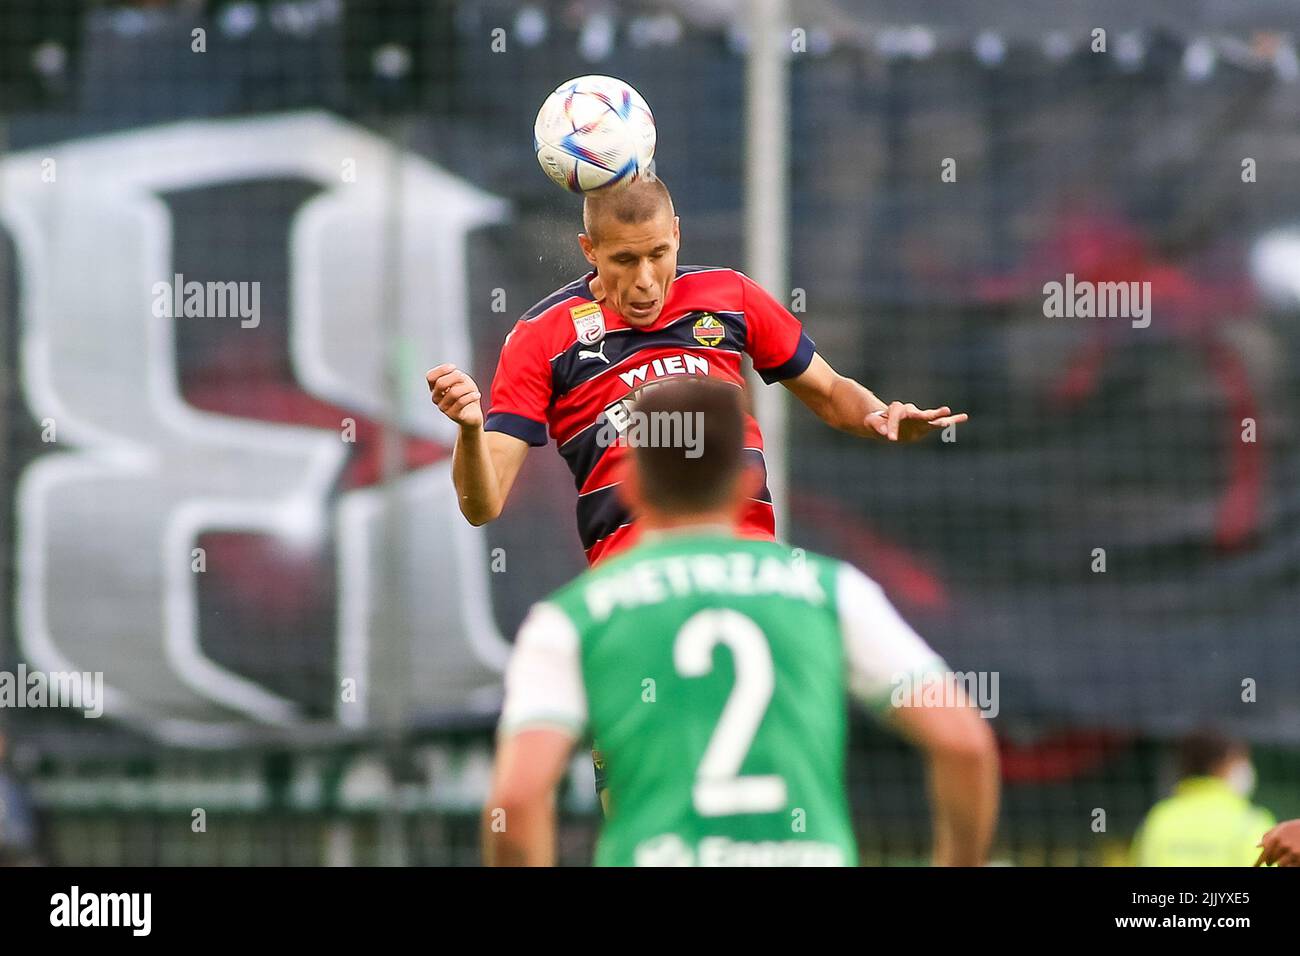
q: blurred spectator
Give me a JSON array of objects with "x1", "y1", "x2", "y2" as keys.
[
  {"x1": 1131, "y1": 732, "x2": 1274, "y2": 866},
  {"x1": 0, "y1": 730, "x2": 42, "y2": 866}
]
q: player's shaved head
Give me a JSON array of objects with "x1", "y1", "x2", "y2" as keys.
[
  {"x1": 630, "y1": 378, "x2": 748, "y2": 516},
  {"x1": 582, "y1": 175, "x2": 675, "y2": 246},
  {"x1": 578, "y1": 174, "x2": 680, "y2": 327}
]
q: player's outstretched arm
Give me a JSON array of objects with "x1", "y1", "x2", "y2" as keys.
[
  {"x1": 427, "y1": 364, "x2": 530, "y2": 525},
  {"x1": 887, "y1": 702, "x2": 999, "y2": 866},
  {"x1": 783, "y1": 353, "x2": 969, "y2": 442}
]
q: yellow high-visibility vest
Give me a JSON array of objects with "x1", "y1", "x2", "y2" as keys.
[{"x1": 1131, "y1": 776, "x2": 1275, "y2": 866}]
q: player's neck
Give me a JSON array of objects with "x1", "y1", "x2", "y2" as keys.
[{"x1": 639, "y1": 511, "x2": 737, "y2": 537}]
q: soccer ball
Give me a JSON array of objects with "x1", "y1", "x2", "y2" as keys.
[{"x1": 534, "y1": 75, "x2": 656, "y2": 194}]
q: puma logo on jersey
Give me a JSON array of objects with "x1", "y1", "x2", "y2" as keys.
[
  {"x1": 618, "y1": 353, "x2": 710, "y2": 388},
  {"x1": 578, "y1": 341, "x2": 611, "y2": 364}
]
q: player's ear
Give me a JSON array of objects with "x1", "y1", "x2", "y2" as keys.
[
  {"x1": 619, "y1": 464, "x2": 646, "y2": 516},
  {"x1": 732, "y1": 463, "x2": 763, "y2": 512},
  {"x1": 578, "y1": 232, "x2": 597, "y2": 264}
]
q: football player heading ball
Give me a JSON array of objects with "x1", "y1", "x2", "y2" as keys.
[{"x1": 427, "y1": 174, "x2": 968, "y2": 565}]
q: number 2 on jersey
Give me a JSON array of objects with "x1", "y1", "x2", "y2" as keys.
[{"x1": 674, "y1": 608, "x2": 788, "y2": 816}]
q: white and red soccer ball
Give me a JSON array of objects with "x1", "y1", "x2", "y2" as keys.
[{"x1": 534, "y1": 75, "x2": 657, "y2": 194}]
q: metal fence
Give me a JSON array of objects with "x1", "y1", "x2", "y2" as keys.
[{"x1": 1, "y1": 0, "x2": 1298, "y2": 865}]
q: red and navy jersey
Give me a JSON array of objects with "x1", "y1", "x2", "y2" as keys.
[{"x1": 483, "y1": 265, "x2": 815, "y2": 565}]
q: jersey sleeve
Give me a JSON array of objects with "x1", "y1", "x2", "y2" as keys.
[
  {"x1": 836, "y1": 562, "x2": 948, "y2": 713},
  {"x1": 483, "y1": 319, "x2": 552, "y2": 446},
  {"x1": 738, "y1": 271, "x2": 816, "y2": 384},
  {"x1": 498, "y1": 602, "x2": 588, "y2": 739}
]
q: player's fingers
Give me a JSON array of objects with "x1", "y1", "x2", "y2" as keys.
[
  {"x1": 898, "y1": 404, "x2": 926, "y2": 434},
  {"x1": 438, "y1": 381, "x2": 477, "y2": 410},
  {"x1": 915, "y1": 405, "x2": 950, "y2": 420},
  {"x1": 445, "y1": 386, "x2": 481, "y2": 410},
  {"x1": 1262, "y1": 834, "x2": 1293, "y2": 866},
  {"x1": 930, "y1": 413, "x2": 969, "y2": 428},
  {"x1": 1254, "y1": 833, "x2": 1280, "y2": 865},
  {"x1": 867, "y1": 408, "x2": 889, "y2": 436},
  {"x1": 426, "y1": 364, "x2": 456, "y2": 388},
  {"x1": 446, "y1": 392, "x2": 482, "y2": 420},
  {"x1": 886, "y1": 401, "x2": 907, "y2": 440},
  {"x1": 1254, "y1": 847, "x2": 1269, "y2": 867},
  {"x1": 431, "y1": 371, "x2": 474, "y2": 404},
  {"x1": 429, "y1": 372, "x2": 459, "y2": 401},
  {"x1": 436, "y1": 371, "x2": 470, "y2": 394}
]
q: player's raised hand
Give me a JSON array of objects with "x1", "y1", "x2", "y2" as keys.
[
  {"x1": 869, "y1": 402, "x2": 968, "y2": 442},
  {"x1": 427, "y1": 364, "x2": 484, "y2": 428}
]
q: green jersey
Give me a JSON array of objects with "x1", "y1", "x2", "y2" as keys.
[{"x1": 498, "y1": 528, "x2": 946, "y2": 867}]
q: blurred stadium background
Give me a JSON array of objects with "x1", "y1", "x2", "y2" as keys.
[{"x1": 1, "y1": 0, "x2": 1298, "y2": 866}]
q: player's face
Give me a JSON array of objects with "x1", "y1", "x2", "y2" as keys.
[{"x1": 582, "y1": 212, "x2": 679, "y2": 327}]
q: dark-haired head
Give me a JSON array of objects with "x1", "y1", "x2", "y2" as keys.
[
  {"x1": 1178, "y1": 730, "x2": 1246, "y2": 779},
  {"x1": 620, "y1": 377, "x2": 761, "y2": 529}
]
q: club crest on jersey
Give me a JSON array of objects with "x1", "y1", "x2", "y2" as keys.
[
  {"x1": 570, "y1": 301, "x2": 605, "y2": 346},
  {"x1": 692, "y1": 313, "x2": 725, "y2": 347}
]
